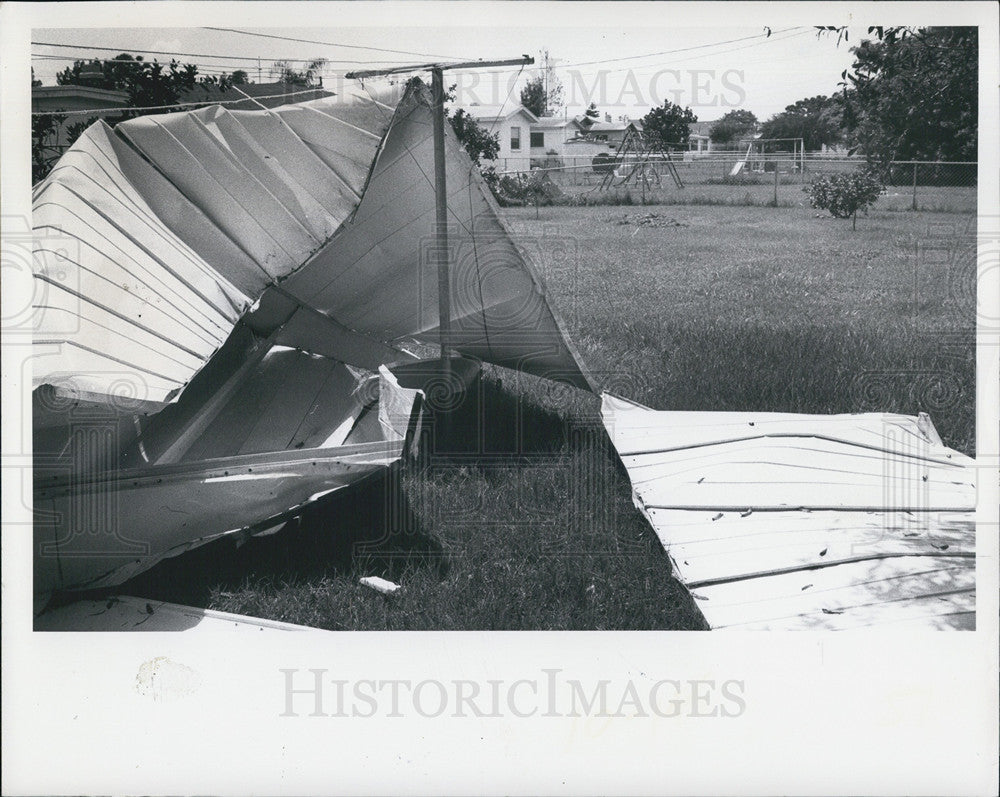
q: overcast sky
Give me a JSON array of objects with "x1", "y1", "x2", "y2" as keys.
[{"x1": 30, "y1": 5, "x2": 945, "y2": 122}]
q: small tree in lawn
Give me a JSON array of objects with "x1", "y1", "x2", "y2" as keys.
[{"x1": 805, "y1": 168, "x2": 884, "y2": 229}]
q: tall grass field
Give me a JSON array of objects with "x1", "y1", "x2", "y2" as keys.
[{"x1": 115, "y1": 202, "x2": 977, "y2": 630}]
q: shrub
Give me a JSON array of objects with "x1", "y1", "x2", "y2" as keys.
[
  {"x1": 805, "y1": 168, "x2": 885, "y2": 228},
  {"x1": 493, "y1": 172, "x2": 564, "y2": 207}
]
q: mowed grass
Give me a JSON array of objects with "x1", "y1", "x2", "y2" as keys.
[
  {"x1": 117, "y1": 201, "x2": 976, "y2": 630},
  {"x1": 513, "y1": 203, "x2": 976, "y2": 454}
]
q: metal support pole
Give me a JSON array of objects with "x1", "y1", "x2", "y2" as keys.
[
  {"x1": 773, "y1": 159, "x2": 779, "y2": 206},
  {"x1": 912, "y1": 162, "x2": 918, "y2": 211},
  {"x1": 431, "y1": 67, "x2": 451, "y2": 381}
]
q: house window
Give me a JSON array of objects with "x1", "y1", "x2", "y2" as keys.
[
  {"x1": 510, "y1": 126, "x2": 521, "y2": 150},
  {"x1": 530, "y1": 131, "x2": 545, "y2": 148}
]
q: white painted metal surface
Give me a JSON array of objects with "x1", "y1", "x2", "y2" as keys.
[
  {"x1": 32, "y1": 81, "x2": 591, "y2": 405},
  {"x1": 35, "y1": 595, "x2": 331, "y2": 633},
  {"x1": 601, "y1": 393, "x2": 976, "y2": 631},
  {"x1": 33, "y1": 360, "x2": 422, "y2": 596},
  {"x1": 31, "y1": 79, "x2": 594, "y2": 615}
]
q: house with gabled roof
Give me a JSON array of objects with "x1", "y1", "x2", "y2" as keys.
[{"x1": 464, "y1": 103, "x2": 539, "y2": 164}]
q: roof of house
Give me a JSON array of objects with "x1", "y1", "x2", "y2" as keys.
[
  {"x1": 531, "y1": 116, "x2": 583, "y2": 129},
  {"x1": 32, "y1": 85, "x2": 130, "y2": 105},
  {"x1": 177, "y1": 82, "x2": 335, "y2": 111},
  {"x1": 688, "y1": 120, "x2": 718, "y2": 137},
  {"x1": 464, "y1": 104, "x2": 539, "y2": 123},
  {"x1": 585, "y1": 119, "x2": 641, "y2": 133}
]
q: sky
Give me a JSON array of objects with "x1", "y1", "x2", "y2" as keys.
[{"x1": 31, "y1": 20, "x2": 871, "y2": 123}]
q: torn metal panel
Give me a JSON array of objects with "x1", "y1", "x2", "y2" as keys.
[
  {"x1": 32, "y1": 80, "x2": 592, "y2": 406},
  {"x1": 35, "y1": 595, "x2": 332, "y2": 633},
  {"x1": 601, "y1": 393, "x2": 977, "y2": 631},
  {"x1": 34, "y1": 435, "x2": 406, "y2": 596},
  {"x1": 33, "y1": 361, "x2": 422, "y2": 596},
  {"x1": 32, "y1": 79, "x2": 592, "y2": 613}
]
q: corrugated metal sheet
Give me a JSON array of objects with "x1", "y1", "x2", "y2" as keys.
[
  {"x1": 31, "y1": 79, "x2": 593, "y2": 608},
  {"x1": 31, "y1": 81, "x2": 592, "y2": 405},
  {"x1": 33, "y1": 357, "x2": 422, "y2": 596},
  {"x1": 601, "y1": 394, "x2": 976, "y2": 631}
]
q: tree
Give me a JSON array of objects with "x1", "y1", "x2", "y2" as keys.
[
  {"x1": 759, "y1": 95, "x2": 843, "y2": 151},
  {"x1": 31, "y1": 67, "x2": 42, "y2": 87},
  {"x1": 838, "y1": 27, "x2": 977, "y2": 163},
  {"x1": 520, "y1": 76, "x2": 547, "y2": 117},
  {"x1": 709, "y1": 109, "x2": 758, "y2": 145},
  {"x1": 448, "y1": 107, "x2": 499, "y2": 168},
  {"x1": 32, "y1": 112, "x2": 66, "y2": 183},
  {"x1": 585, "y1": 102, "x2": 599, "y2": 119},
  {"x1": 641, "y1": 100, "x2": 697, "y2": 146},
  {"x1": 519, "y1": 70, "x2": 563, "y2": 117},
  {"x1": 230, "y1": 70, "x2": 250, "y2": 85},
  {"x1": 37, "y1": 52, "x2": 213, "y2": 182},
  {"x1": 56, "y1": 53, "x2": 200, "y2": 109},
  {"x1": 270, "y1": 58, "x2": 327, "y2": 86},
  {"x1": 436, "y1": 82, "x2": 500, "y2": 189},
  {"x1": 805, "y1": 168, "x2": 884, "y2": 229}
]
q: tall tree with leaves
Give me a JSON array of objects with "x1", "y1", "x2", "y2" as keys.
[
  {"x1": 519, "y1": 72, "x2": 563, "y2": 118},
  {"x1": 709, "y1": 109, "x2": 758, "y2": 145},
  {"x1": 519, "y1": 75, "x2": 547, "y2": 117},
  {"x1": 37, "y1": 52, "x2": 213, "y2": 182},
  {"x1": 641, "y1": 100, "x2": 697, "y2": 146},
  {"x1": 759, "y1": 95, "x2": 843, "y2": 151},
  {"x1": 837, "y1": 27, "x2": 977, "y2": 163},
  {"x1": 56, "y1": 53, "x2": 201, "y2": 108}
]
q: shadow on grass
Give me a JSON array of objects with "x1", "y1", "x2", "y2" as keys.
[
  {"x1": 48, "y1": 467, "x2": 444, "y2": 612},
  {"x1": 48, "y1": 375, "x2": 709, "y2": 630}
]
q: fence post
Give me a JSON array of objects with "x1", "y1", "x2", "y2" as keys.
[
  {"x1": 773, "y1": 161, "x2": 779, "y2": 206},
  {"x1": 912, "y1": 162, "x2": 918, "y2": 210}
]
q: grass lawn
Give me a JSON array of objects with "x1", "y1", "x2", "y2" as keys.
[{"x1": 115, "y1": 201, "x2": 976, "y2": 630}]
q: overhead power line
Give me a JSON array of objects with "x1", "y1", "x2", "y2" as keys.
[
  {"x1": 202, "y1": 27, "x2": 471, "y2": 61},
  {"x1": 33, "y1": 40, "x2": 264, "y2": 62},
  {"x1": 31, "y1": 42, "x2": 426, "y2": 67},
  {"x1": 556, "y1": 26, "x2": 805, "y2": 69},
  {"x1": 438, "y1": 27, "x2": 812, "y2": 79}
]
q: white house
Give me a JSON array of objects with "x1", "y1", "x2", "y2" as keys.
[
  {"x1": 529, "y1": 116, "x2": 586, "y2": 156},
  {"x1": 463, "y1": 104, "x2": 539, "y2": 168},
  {"x1": 465, "y1": 104, "x2": 592, "y2": 169}
]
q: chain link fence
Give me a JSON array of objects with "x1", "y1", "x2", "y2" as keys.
[{"x1": 492, "y1": 154, "x2": 977, "y2": 213}]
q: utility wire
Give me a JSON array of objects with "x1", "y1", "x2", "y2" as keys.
[
  {"x1": 439, "y1": 28, "x2": 811, "y2": 78},
  {"x1": 556, "y1": 26, "x2": 805, "y2": 69},
  {"x1": 202, "y1": 27, "x2": 471, "y2": 61},
  {"x1": 31, "y1": 40, "x2": 425, "y2": 66}
]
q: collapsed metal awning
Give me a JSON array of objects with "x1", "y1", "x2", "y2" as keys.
[
  {"x1": 31, "y1": 80, "x2": 593, "y2": 603},
  {"x1": 601, "y1": 394, "x2": 977, "y2": 630},
  {"x1": 31, "y1": 79, "x2": 591, "y2": 406}
]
